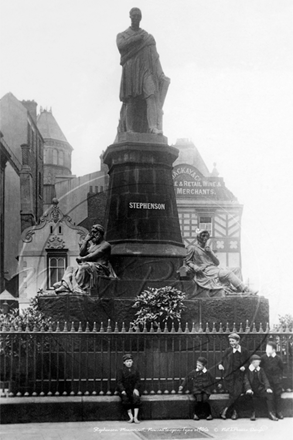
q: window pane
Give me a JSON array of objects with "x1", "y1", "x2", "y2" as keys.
[
  {"x1": 58, "y1": 268, "x2": 65, "y2": 281},
  {"x1": 57, "y1": 258, "x2": 65, "y2": 268},
  {"x1": 50, "y1": 268, "x2": 58, "y2": 286},
  {"x1": 200, "y1": 217, "x2": 211, "y2": 223},
  {"x1": 50, "y1": 258, "x2": 57, "y2": 267}
]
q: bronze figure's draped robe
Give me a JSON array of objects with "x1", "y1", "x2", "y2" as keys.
[
  {"x1": 55, "y1": 238, "x2": 116, "y2": 295},
  {"x1": 185, "y1": 244, "x2": 245, "y2": 293},
  {"x1": 117, "y1": 27, "x2": 170, "y2": 134}
]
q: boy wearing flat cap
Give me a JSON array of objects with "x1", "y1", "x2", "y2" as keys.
[
  {"x1": 179, "y1": 357, "x2": 214, "y2": 420},
  {"x1": 218, "y1": 333, "x2": 250, "y2": 420},
  {"x1": 116, "y1": 354, "x2": 141, "y2": 423},
  {"x1": 244, "y1": 354, "x2": 278, "y2": 421},
  {"x1": 261, "y1": 341, "x2": 284, "y2": 419}
]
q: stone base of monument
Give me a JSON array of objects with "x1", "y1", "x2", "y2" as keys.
[{"x1": 38, "y1": 294, "x2": 269, "y2": 328}]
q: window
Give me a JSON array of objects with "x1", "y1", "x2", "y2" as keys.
[
  {"x1": 27, "y1": 122, "x2": 31, "y2": 146},
  {"x1": 38, "y1": 172, "x2": 42, "y2": 197},
  {"x1": 199, "y1": 216, "x2": 213, "y2": 235},
  {"x1": 177, "y1": 209, "x2": 198, "y2": 246},
  {"x1": 38, "y1": 136, "x2": 43, "y2": 159},
  {"x1": 31, "y1": 126, "x2": 35, "y2": 153},
  {"x1": 59, "y1": 150, "x2": 64, "y2": 166},
  {"x1": 53, "y1": 149, "x2": 58, "y2": 164},
  {"x1": 47, "y1": 253, "x2": 67, "y2": 289}
]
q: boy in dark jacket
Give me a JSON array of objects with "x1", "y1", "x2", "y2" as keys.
[
  {"x1": 116, "y1": 354, "x2": 141, "y2": 423},
  {"x1": 218, "y1": 332, "x2": 250, "y2": 420},
  {"x1": 261, "y1": 341, "x2": 284, "y2": 419},
  {"x1": 244, "y1": 354, "x2": 278, "y2": 421},
  {"x1": 179, "y1": 357, "x2": 214, "y2": 420}
]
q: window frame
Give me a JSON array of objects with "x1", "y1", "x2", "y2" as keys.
[
  {"x1": 46, "y1": 250, "x2": 68, "y2": 290},
  {"x1": 198, "y1": 215, "x2": 213, "y2": 236}
]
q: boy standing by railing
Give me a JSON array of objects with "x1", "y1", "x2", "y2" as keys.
[
  {"x1": 218, "y1": 332, "x2": 250, "y2": 420},
  {"x1": 261, "y1": 341, "x2": 284, "y2": 419}
]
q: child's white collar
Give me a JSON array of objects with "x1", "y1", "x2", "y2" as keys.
[
  {"x1": 266, "y1": 352, "x2": 276, "y2": 358},
  {"x1": 196, "y1": 367, "x2": 207, "y2": 373},
  {"x1": 249, "y1": 364, "x2": 260, "y2": 372}
]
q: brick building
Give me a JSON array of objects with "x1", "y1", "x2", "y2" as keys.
[
  {"x1": 37, "y1": 108, "x2": 73, "y2": 211},
  {"x1": 0, "y1": 93, "x2": 44, "y2": 295}
]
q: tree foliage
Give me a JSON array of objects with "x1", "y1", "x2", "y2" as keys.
[
  {"x1": 275, "y1": 314, "x2": 293, "y2": 331},
  {"x1": 0, "y1": 296, "x2": 52, "y2": 331}
]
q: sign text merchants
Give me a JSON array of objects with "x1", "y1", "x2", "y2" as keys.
[{"x1": 172, "y1": 164, "x2": 222, "y2": 198}]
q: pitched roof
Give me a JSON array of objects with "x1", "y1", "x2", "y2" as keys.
[
  {"x1": 37, "y1": 109, "x2": 68, "y2": 143},
  {"x1": 173, "y1": 138, "x2": 210, "y2": 177}
]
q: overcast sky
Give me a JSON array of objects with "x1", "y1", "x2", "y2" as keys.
[{"x1": 1, "y1": 0, "x2": 292, "y2": 323}]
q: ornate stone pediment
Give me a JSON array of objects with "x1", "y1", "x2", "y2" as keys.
[
  {"x1": 21, "y1": 198, "x2": 88, "y2": 243},
  {"x1": 40, "y1": 198, "x2": 72, "y2": 224}
]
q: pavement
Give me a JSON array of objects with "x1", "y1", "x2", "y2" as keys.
[{"x1": 0, "y1": 418, "x2": 292, "y2": 440}]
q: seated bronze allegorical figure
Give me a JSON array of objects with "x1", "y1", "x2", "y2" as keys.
[
  {"x1": 184, "y1": 228, "x2": 258, "y2": 296},
  {"x1": 53, "y1": 224, "x2": 116, "y2": 295}
]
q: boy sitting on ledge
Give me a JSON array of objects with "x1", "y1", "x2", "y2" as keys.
[
  {"x1": 116, "y1": 354, "x2": 141, "y2": 423},
  {"x1": 244, "y1": 354, "x2": 278, "y2": 421},
  {"x1": 179, "y1": 356, "x2": 214, "y2": 420}
]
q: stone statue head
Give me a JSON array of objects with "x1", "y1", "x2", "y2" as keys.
[
  {"x1": 196, "y1": 228, "x2": 210, "y2": 247},
  {"x1": 129, "y1": 7, "x2": 142, "y2": 28},
  {"x1": 91, "y1": 224, "x2": 105, "y2": 243}
]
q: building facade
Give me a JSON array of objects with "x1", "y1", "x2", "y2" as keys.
[
  {"x1": 0, "y1": 93, "x2": 45, "y2": 295},
  {"x1": 173, "y1": 139, "x2": 243, "y2": 273},
  {"x1": 37, "y1": 108, "x2": 73, "y2": 211},
  {"x1": 18, "y1": 199, "x2": 88, "y2": 307}
]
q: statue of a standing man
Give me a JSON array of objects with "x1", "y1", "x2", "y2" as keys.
[{"x1": 117, "y1": 8, "x2": 170, "y2": 135}]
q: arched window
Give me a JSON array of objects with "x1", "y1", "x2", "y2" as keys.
[
  {"x1": 53, "y1": 149, "x2": 58, "y2": 165},
  {"x1": 59, "y1": 150, "x2": 64, "y2": 166},
  {"x1": 47, "y1": 253, "x2": 67, "y2": 289}
]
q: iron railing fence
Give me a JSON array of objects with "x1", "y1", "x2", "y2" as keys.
[{"x1": 0, "y1": 320, "x2": 292, "y2": 397}]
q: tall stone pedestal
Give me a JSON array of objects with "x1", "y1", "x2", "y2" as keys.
[{"x1": 103, "y1": 133, "x2": 186, "y2": 285}]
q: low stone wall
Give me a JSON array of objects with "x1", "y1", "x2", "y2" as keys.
[{"x1": 1, "y1": 393, "x2": 292, "y2": 424}]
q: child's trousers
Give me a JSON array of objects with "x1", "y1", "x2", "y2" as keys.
[{"x1": 193, "y1": 392, "x2": 211, "y2": 416}]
